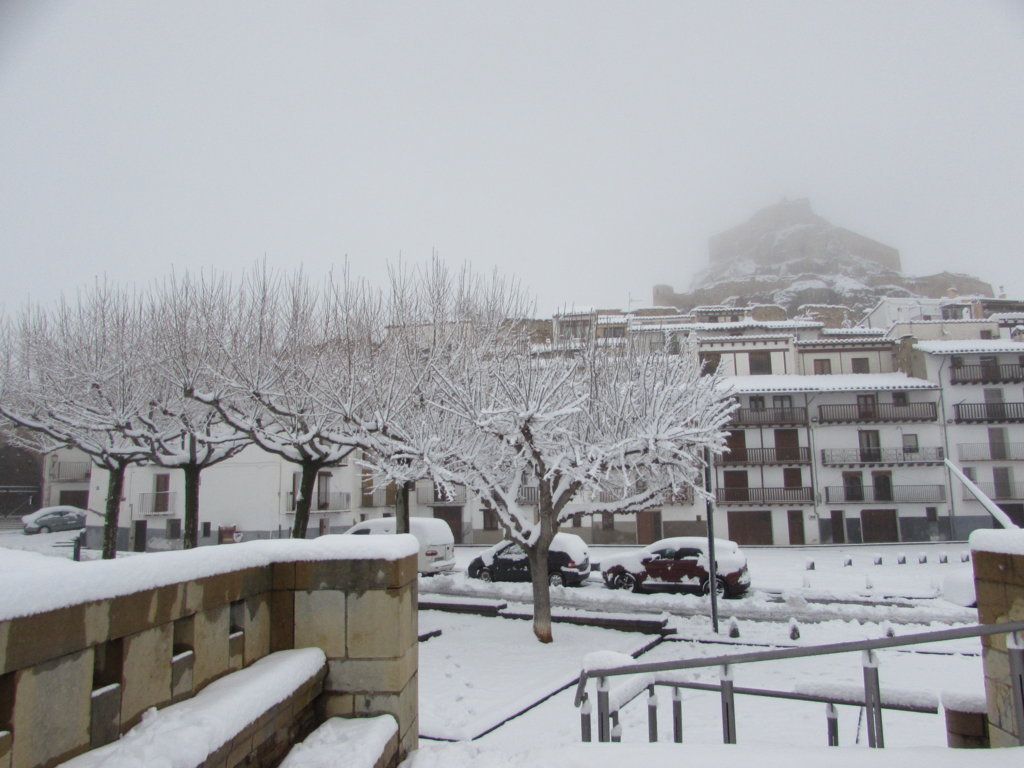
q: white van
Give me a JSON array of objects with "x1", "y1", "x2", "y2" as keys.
[{"x1": 343, "y1": 516, "x2": 456, "y2": 575}]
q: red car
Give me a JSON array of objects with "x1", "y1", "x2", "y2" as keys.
[{"x1": 600, "y1": 537, "x2": 750, "y2": 598}]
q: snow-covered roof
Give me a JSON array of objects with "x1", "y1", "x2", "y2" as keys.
[
  {"x1": 596, "y1": 315, "x2": 628, "y2": 325},
  {"x1": 795, "y1": 338, "x2": 895, "y2": 348},
  {"x1": 914, "y1": 340, "x2": 1024, "y2": 355},
  {"x1": 638, "y1": 319, "x2": 822, "y2": 333},
  {"x1": 821, "y1": 327, "x2": 886, "y2": 336},
  {"x1": 722, "y1": 373, "x2": 938, "y2": 394},
  {"x1": 988, "y1": 312, "x2": 1024, "y2": 322},
  {"x1": 698, "y1": 334, "x2": 793, "y2": 344}
]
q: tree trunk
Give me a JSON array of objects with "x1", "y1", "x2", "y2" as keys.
[
  {"x1": 527, "y1": 533, "x2": 554, "y2": 643},
  {"x1": 292, "y1": 462, "x2": 320, "y2": 539},
  {"x1": 182, "y1": 463, "x2": 201, "y2": 549},
  {"x1": 102, "y1": 463, "x2": 125, "y2": 560},
  {"x1": 396, "y1": 480, "x2": 412, "y2": 535}
]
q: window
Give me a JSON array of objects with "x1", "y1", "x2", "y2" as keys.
[
  {"x1": 902, "y1": 434, "x2": 919, "y2": 454},
  {"x1": 571, "y1": 513, "x2": 583, "y2": 528},
  {"x1": 856, "y1": 394, "x2": 877, "y2": 418},
  {"x1": 892, "y1": 392, "x2": 908, "y2": 407},
  {"x1": 926, "y1": 507, "x2": 938, "y2": 523},
  {"x1": 980, "y1": 330, "x2": 993, "y2": 339},
  {"x1": 783, "y1": 468, "x2": 802, "y2": 489},
  {"x1": 813, "y1": 359, "x2": 832, "y2": 375},
  {"x1": 675, "y1": 548, "x2": 701, "y2": 560},
  {"x1": 872, "y1": 471, "x2": 893, "y2": 502},
  {"x1": 842, "y1": 472, "x2": 864, "y2": 502},
  {"x1": 482, "y1": 509, "x2": 498, "y2": 531},
  {"x1": 858, "y1": 430, "x2": 881, "y2": 462},
  {"x1": 749, "y1": 351, "x2": 772, "y2": 375},
  {"x1": 601, "y1": 512, "x2": 615, "y2": 530},
  {"x1": 963, "y1": 467, "x2": 977, "y2": 483},
  {"x1": 748, "y1": 396, "x2": 765, "y2": 411},
  {"x1": 773, "y1": 395, "x2": 792, "y2": 409},
  {"x1": 154, "y1": 473, "x2": 170, "y2": 513},
  {"x1": 699, "y1": 352, "x2": 721, "y2": 375},
  {"x1": 316, "y1": 472, "x2": 331, "y2": 510},
  {"x1": 851, "y1": 357, "x2": 869, "y2": 374},
  {"x1": 950, "y1": 355, "x2": 964, "y2": 369}
]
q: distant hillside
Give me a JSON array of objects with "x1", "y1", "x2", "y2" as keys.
[{"x1": 655, "y1": 199, "x2": 992, "y2": 314}]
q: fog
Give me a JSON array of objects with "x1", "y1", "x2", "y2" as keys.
[{"x1": 1, "y1": 1, "x2": 1022, "y2": 314}]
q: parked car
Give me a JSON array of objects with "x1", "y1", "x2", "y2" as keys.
[
  {"x1": 600, "y1": 537, "x2": 750, "y2": 598},
  {"x1": 467, "y1": 532, "x2": 590, "y2": 586},
  {"x1": 343, "y1": 516, "x2": 456, "y2": 575},
  {"x1": 21, "y1": 505, "x2": 88, "y2": 535}
]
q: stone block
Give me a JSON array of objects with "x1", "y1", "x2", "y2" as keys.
[
  {"x1": 354, "y1": 672, "x2": 417, "y2": 742},
  {"x1": 171, "y1": 649, "x2": 194, "y2": 703},
  {"x1": 12, "y1": 649, "x2": 93, "y2": 767},
  {"x1": 269, "y1": 591, "x2": 295, "y2": 652},
  {"x1": 272, "y1": 562, "x2": 295, "y2": 591},
  {"x1": 228, "y1": 631, "x2": 245, "y2": 672},
  {"x1": 347, "y1": 587, "x2": 415, "y2": 660},
  {"x1": 399, "y1": 715, "x2": 418, "y2": 759},
  {"x1": 974, "y1": 551, "x2": 1011, "y2": 584},
  {"x1": 90, "y1": 682, "x2": 121, "y2": 748},
  {"x1": 989, "y1": 722, "x2": 1019, "y2": 748},
  {"x1": 193, "y1": 606, "x2": 230, "y2": 689},
  {"x1": 327, "y1": 644, "x2": 417, "y2": 694},
  {"x1": 244, "y1": 595, "x2": 271, "y2": 665},
  {"x1": 976, "y1": 580, "x2": 1008, "y2": 625},
  {"x1": 294, "y1": 556, "x2": 415, "y2": 593},
  {"x1": 121, "y1": 623, "x2": 173, "y2": 729},
  {"x1": 945, "y1": 708, "x2": 989, "y2": 743},
  {"x1": 294, "y1": 590, "x2": 347, "y2": 658},
  {"x1": 1, "y1": 602, "x2": 108, "y2": 675},
  {"x1": 319, "y1": 692, "x2": 355, "y2": 718}
]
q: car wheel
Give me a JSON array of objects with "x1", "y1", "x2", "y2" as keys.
[
  {"x1": 613, "y1": 572, "x2": 639, "y2": 592},
  {"x1": 702, "y1": 576, "x2": 726, "y2": 599},
  {"x1": 549, "y1": 573, "x2": 564, "y2": 587},
  {"x1": 38, "y1": 526, "x2": 50, "y2": 534},
  {"x1": 478, "y1": 568, "x2": 493, "y2": 583}
]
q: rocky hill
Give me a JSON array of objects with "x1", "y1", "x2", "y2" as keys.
[{"x1": 654, "y1": 199, "x2": 992, "y2": 314}]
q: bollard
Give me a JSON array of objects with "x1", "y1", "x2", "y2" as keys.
[
  {"x1": 918, "y1": 553, "x2": 927, "y2": 564},
  {"x1": 873, "y1": 554, "x2": 883, "y2": 566},
  {"x1": 597, "y1": 677, "x2": 610, "y2": 742},
  {"x1": 580, "y1": 693, "x2": 592, "y2": 742},
  {"x1": 720, "y1": 665, "x2": 737, "y2": 744},
  {"x1": 826, "y1": 702, "x2": 839, "y2": 746},
  {"x1": 862, "y1": 650, "x2": 884, "y2": 748},
  {"x1": 939, "y1": 551, "x2": 948, "y2": 564},
  {"x1": 897, "y1": 553, "x2": 906, "y2": 565},
  {"x1": 844, "y1": 556, "x2": 853, "y2": 567},
  {"x1": 672, "y1": 687, "x2": 683, "y2": 743},
  {"x1": 789, "y1": 618, "x2": 801, "y2": 641},
  {"x1": 1009, "y1": 631, "x2": 1024, "y2": 745},
  {"x1": 647, "y1": 685, "x2": 659, "y2": 742},
  {"x1": 806, "y1": 558, "x2": 815, "y2": 571},
  {"x1": 961, "y1": 552, "x2": 970, "y2": 563},
  {"x1": 73, "y1": 530, "x2": 84, "y2": 561}
]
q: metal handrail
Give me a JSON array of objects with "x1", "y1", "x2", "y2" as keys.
[
  {"x1": 722, "y1": 447, "x2": 811, "y2": 465},
  {"x1": 818, "y1": 402, "x2": 938, "y2": 423},
  {"x1": 820, "y1": 447, "x2": 944, "y2": 465},
  {"x1": 575, "y1": 620, "x2": 1024, "y2": 704},
  {"x1": 951, "y1": 363, "x2": 1024, "y2": 384},
  {"x1": 823, "y1": 484, "x2": 946, "y2": 503}
]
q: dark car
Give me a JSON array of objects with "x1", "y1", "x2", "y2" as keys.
[
  {"x1": 600, "y1": 536, "x2": 750, "y2": 598},
  {"x1": 22, "y1": 505, "x2": 88, "y2": 534},
  {"x1": 467, "y1": 532, "x2": 591, "y2": 587}
]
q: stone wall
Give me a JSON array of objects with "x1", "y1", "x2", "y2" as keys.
[
  {"x1": 972, "y1": 541, "x2": 1024, "y2": 747},
  {"x1": 0, "y1": 541, "x2": 417, "y2": 768}
]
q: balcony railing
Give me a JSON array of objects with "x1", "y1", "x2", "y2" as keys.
[
  {"x1": 954, "y1": 402, "x2": 1024, "y2": 423},
  {"x1": 517, "y1": 486, "x2": 540, "y2": 505},
  {"x1": 962, "y1": 482, "x2": 1024, "y2": 501},
  {"x1": 49, "y1": 461, "x2": 91, "y2": 482},
  {"x1": 286, "y1": 491, "x2": 352, "y2": 512},
  {"x1": 824, "y1": 485, "x2": 946, "y2": 503},
  {"x1": 950, "y1": 363, "x2": 1024, "y2": 384},
  {"x1": 722, "y1": 447, "x2": 810, "y2": 465},
  {"x1": 138, "y1": 491, "x2": 176, "y2": 515},
  {"x1": 715, "y1": 487, "x2": 813, "y2": 504},
  {"x1": 416, "y1": 484, "x2": 467, "y2": 505},
  {"x1": 817, "y1": 402, "x2": 937, "y2": 423},
  {"x1": 731, "y1": 407, "x2": 808, "y2": 426},
  {"x1": 361, "y1": 488, "x2": 390, "y2": 508},
  {"x1": 820, "y1": 447, "x2": 944, "y2": 466},
  {"x1": 958, "y1": 442, "x2": 1024, "y2": 461}
]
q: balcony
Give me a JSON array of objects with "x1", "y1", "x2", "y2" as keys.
[
  {"x1": 824, "y1": 485, "x2": 946, "y2": 504},
  {"x1": 138, "y1": 491, "x2": 176, "y2": 516},
  {"x1": 954, "y1": 402, "x2": 1024, "y2": 423},
  {"x1": 715, "y1": 487, "x2": 813, "y2": 505},
  {"x1": 958, "y1": 443, "x2": 1024, "y2": 461},
  {"x1": 820, "y1": 447, "x2": 945, "y2": 466},
  {"x1": 517, "y1": 486, "x2": 540, "y2": 505},
  {"x1": 416, "y1": 484, "x2": 467, "y2": 506},
  {"x1": 962, "y1": 482, "x2": 1024, "y2": 501},
  {"x1": 722, "y1": 447, "x2": 810, "y2": 465},
  {"x1": 817, "y1": 402, "x2": 937, "y2": 423},
  {"x1": 731, "y1": 407, "x2": 808, "y2": 426},
  {"x1": 361, "y1": 487, "x2": 391, "y2": 508},
  {"x1": 286, "y1": 491, "x2": 352, "y2": 512},
  {"x1": 49, "y1": 461, "x2": 90, "y2": 482},
  {"x1": 950, "y1": 363, "x2": 1024, "y2": 385}
]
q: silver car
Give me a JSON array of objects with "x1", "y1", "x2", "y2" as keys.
[{"x1": 22, "y1": 506, "x2": 87, "y2": 534}]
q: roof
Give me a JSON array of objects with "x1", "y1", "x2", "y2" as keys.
[
  {"x1": 722, "y1": 373, "x2": 938, "y2": 394},
  {"x1": 914, "y1": 340, "x2": 1024, "y2": 355},
  {"x1": 795, "y1": 338, "x2": 895, "y2": 348},
  {"x1": 988, "y1": 313, "x2": 1024, "y2": 322},
  {"x1": 638, "y1": 319, "x2": 823, "y2": 333},
  {"x1": 821, "y1": 327, "x2": 886, "y2": 336}
]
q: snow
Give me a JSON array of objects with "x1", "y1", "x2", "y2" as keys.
[
  {"x1": 970, "y1": 528, "x2": 1024, "y2": 556},
  {"x1": 940, "y1": 690, "x2": 987, "y2": 714},
  {"x1": 403, "y1": 741, "x2": 1024, "y2": 768},
  {"x1": 19, "y1": 505, "x2": 88, "y2": 524},
  {"x1": 723, "y1": 373, "x2": 938, "y2": 393},
  {"x1": 794, "y1": 681, "x2": 938, "y2": 710},
  {"x1": 0, "y1": 534, "x2": 418, "y2": 622},
  {"x1": 940, "y1": 571, "x2": 977, "y2": 607},
  {"x1": 63, "y1": 648, "x2": 326, "y2": 768},
  {"x1": 914, "y1": 340, "x2": 1024, "y2": 354},
  {"x1": 583, "y1": 652, "x2": 656, "y2": 710},
  {"x1": 280, "y1": 715, "x2": 397, "y2": 768}
]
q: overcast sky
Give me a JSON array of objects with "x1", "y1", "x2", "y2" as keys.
[{"x1": 1, "y1": 1, "x2": 1022, "y2": 315}]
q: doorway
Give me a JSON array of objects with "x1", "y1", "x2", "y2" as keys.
[{"x1": 861, "y1": 509, "x2": 899, "y2": 543}]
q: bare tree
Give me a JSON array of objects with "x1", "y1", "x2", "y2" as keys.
[{"x1": 0, "y1": 286, "x2": 153, "y2": 558}]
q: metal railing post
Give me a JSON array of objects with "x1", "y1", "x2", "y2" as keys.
[
  {"x1": 862, "y1": 649, "x2": 884, "y2": 748},
  {"x1": 672, "y1": 687, "x2": 683, "y2": 743},
  {"x1": 720, "y1": 664, "x2": 737, "y2": 744},
  {"x1": 611, "y1": 711, "x2": 621, "y2": 743},
  {"x1": 647, "y1": 684, "x2": 658, "y2": 742},
  {"x1": 1009, "y1": 631, "x2": 1024, "y2": 746},
  {"x1": 580, "y1": 692, "x2": 592, "y2": 742},
  {"x1": 597, "y1": 677, "x2": 610, "y2": 743},
  {"x1": 826, "y1": 703, "x2": 839, "y2": 746}
]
